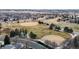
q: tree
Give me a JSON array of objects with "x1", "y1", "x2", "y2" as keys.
[
  {"x1": 19, "y1": 29, "x2": 27, "y2": 37},
  {"x1": 15, "y1": 29, "x2": 20, "y2": 36},
  {"x1": 4, "y1": 18, "x2": 8, "y2": 22},
  {"x1": 38, "y1": 21, "x2": 41, "y2": 24},
  {"x1": 64, "y1": 27, "x2": 73, "y2": 33},
  {"x1": 78, "y1": 20, "x2": 79, "y2": 24},
  {"x1": 24, "y1": 29, "x2": 27, "y2": 36},
  {"x1": 64, "y1": 27, "x2": 69, "y2": 32},
  {"x1": 73, "y1": 36, "x2": 79, "y2": 48},
  {"x1": 17, "y1": 20, "x2": 19, "y2": 23},
  {"x1": 49, "y1": 23, "x2": 55, "y2": 30},
  {"x1": 0, "y1": 23, "x2": 2, "y2": 29},
  {"x1": 57, "y1": 19, "x2": 61, "y2": 22},
  {"x1": 38, "y1": 21, "x2": 43, "y2": 24},
  {"x1": 54, "y1": 26, "x2": 61, "y2": 31},
  {"x1": 46, "y1": 23, "x2": 49, "y2": 25},
  {"x1": 13, "y1": 19, "x2": 16, "y2": 21},
  {"x1": 10, "y1": 30, "x2": 15, "y2": 37},
  {"x1": 29, "y1": 32, "x2": 37, "y2": 39},
  {"x1": 4, "y1": 35, "x2": 10, "y2": 45},
  {"x1": 68, "y1": 28, "x2": 73, "y2": 33}
]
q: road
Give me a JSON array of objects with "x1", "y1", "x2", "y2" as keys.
[{"x1": 10, "y1": 36, "x2": 48, "y2": 49}]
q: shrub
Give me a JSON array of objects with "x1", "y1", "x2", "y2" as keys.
[
  {"x1": 29, "y1": 32, "x2": 37, "y2": 39},
  {"x1": 64, "y1": 27, "x2": 73, "y2": 33},
  {"x1": 38, "y1": 21, "x2": 43, "y2": 24},
  {"x1": 49, "y1": 23, "x2": 55, "y2": 30},
  {"x1": 64, "y1": 27, "x2": 69, "y2": 32},
  {"x1": 54, "y1": 26, "x2": 61, "y2": 31}
]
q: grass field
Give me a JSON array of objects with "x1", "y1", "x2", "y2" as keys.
[
  {"x1": 43, "y1": 17, "x2": 79, "y2": 32},
  {"x1": 24, "y1": 24, "x2": 70, "y2": 39},
  {"x1": 2, "y1": 21, "x2": 70, "y2": 39},
  {"x1": 57, "y1": 22, "x2": 79, "y2": 32},
  {"x1": 20, "y1": 22, "x2": 38, "y2": 26}
]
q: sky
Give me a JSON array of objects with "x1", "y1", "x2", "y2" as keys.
[{"x1": 0, "y1": 0, "x2": 79, "y2": 9}]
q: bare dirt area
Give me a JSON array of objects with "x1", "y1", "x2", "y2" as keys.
[{"x1": 41, "y1": 35, "x2": 66, "y2": 45}]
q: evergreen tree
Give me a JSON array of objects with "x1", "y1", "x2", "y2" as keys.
[
  {"x1": 64, "y1": 27, "x2": 73, "y2": 33},
  {"x1": 68, "y1": 28, "x2": 73, "y2": 33},
  {"x1": 54, "y1": 26, "x2": 61, "y2": 31},
  {"x1": 4, "y1": 18, "x2": 8, "y2": 22},
  {"x1": 49, "y1": 23, "x2": 55, "y2": 30},
  {"x1": 73, "y1": 36, "x2": 79, "y2": 48},
  {"x1": 29, "y1": 32, "x2": 37, "y2": 39},
  {"x1": 10, "y1": 30, "x2": 15, "y2": 37},
  {"x1": 24, "y1": 29, "x2": 27, "y2": 36},
  {"x1": 38, "y1": 21, "x2": 41, "y2": 24},
  {"x1": 0, "y1": 23, "x2": 2, "y2": 29},
  {"x1": 13, "y1": 19, "x2": 16, "y2": 21},
  {"x1": 15, "y1": 29, "x2": 20, "y2": 36},
  {"x1": 64, "y1": 27, "x2": 69, "y2": 32},
  {"x1": 19, "y1": 29, "x2": 27, "y2": 37},
  {"x1": 4, "y1": 35, "x2": 10, "y2": 45},
  {"x1": 38, "y1": 21, "x2": 43, "y2": 24}
]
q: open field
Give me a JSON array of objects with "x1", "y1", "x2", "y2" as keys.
[
  {"x1": 42, "y1": 35, "x2": 65, "y2": 45},
  {"x1": 20, "y1": 22, "x2": 38, "y2": 26},
  {"x1": 43, "y1": 17, "x2": 79, "y2": 32},
  {"x1": 1, "y1": 21, "x2": 70, "y2": 39},
  {"x1": 43, "y1": 17, "x2": 60, "y2": 24},
  {"x1": 57, "y1": 22, "x2": 79, "y2": 32},
  {"x1": 24, "y1": 24, "x2": 70, "y2": 39},
  {"x1": 0, "y1": 20, "x2": 71, "y2": 48}
]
